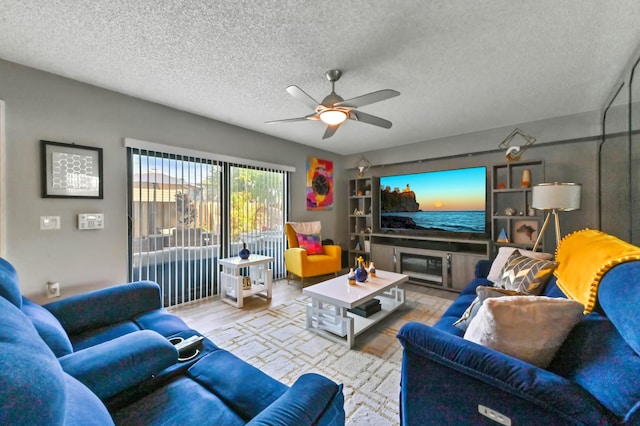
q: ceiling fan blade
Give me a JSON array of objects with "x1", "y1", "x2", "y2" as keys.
[
  {"x1": 286, "y1": 85, "x2": 319, "y2": 110},
  {"x1": 265, "y1": 113, "x2": 319, "y2": 124},
  {"x1": 335, "y1": 89, "x2": 400, "y2": 108},
  {"x1": 350, "y1": 110, "x2": 393, "y2": 129},
  {"x1": 322, "y1": 124, "x2": 341, "y2": 139}
]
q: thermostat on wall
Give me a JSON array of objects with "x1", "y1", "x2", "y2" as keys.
[{"x1": 78, "y1": 213, "x2": 104, "y2": 230}]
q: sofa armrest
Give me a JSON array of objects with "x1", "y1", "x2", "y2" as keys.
[
  {"x1": 246, "y1": 373, "x2": 345, "y2": 425},
  {"x1": 59, "y1": 329, "x2": 177, "y2": 400},
  {"x1": 322, "y1": 244, "x2": 341, "y2": 258},
  {"x1": 398, "y1": 322, "x2": 613, "y2": 425},
  {"x1": 44, "y1": 281, "x2": 162, "y2": 335}
]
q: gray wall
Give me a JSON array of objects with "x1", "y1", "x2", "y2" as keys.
[
  {"x1": 0, "y1": 58, "x2": 610, "y2": 302},
  {"x1": 0, "y1": 59, "x2": 345, "y2": 301}
]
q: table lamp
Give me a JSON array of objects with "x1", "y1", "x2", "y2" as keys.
[{"x1": 531, "y1": 182, "x2": 581, "y2": 251}]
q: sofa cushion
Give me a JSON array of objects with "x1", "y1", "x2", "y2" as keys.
[
  {"x1": 21, "y1": 298, "x2": 73, "y2": 357},
  {"x1": 597, "y1": 261, "x2": 640, "y2": 356},
  {"x1": 112, "y1": 376, "x2": 245, "y2": 426},
  {"x1": 296, "y1": 233, "x2": 323, "y2": 255},
  {"x1": 487, "y1": 246, "x2": 553, "y2": 283},
  {"x1": 0, "y1": 297, "x2": 114, "y2": 426},
  {"x1": 453, "y1": 286, "x2": 522, "y2": 331},
  {"x1": 134, "y1": 308, "x2": 192, "y2": 337},
  {"x1": 188, "y1": 350, "x2": 289, "y2": 422},
  {"x1": 70, "y1": 321, "x2": 142, "y2": 351},
  {"x1": 0, "y1": 257, "x2": 22, "y2": 308},
  {"x1": 548, "y1": 314, "x2": 640, "y2": 420},
  {"x1": 464, "y1": 296, "x2": 584, "y2": 368},
  {"x1": 494, "y1": 249, "x2": 557, "y2": 294}
]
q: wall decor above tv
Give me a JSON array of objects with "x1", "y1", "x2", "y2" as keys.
[{"x1": 379, "y1": 166, "x2": 488, "y2": 239}]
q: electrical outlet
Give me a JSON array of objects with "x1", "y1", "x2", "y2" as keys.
[{"x1": 46, "y1": 281, "x2": 60, "y2": 298}]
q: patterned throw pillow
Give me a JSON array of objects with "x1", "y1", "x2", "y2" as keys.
[
  {"x1": 453, "y1": 286, "x2": 522, "y2": 330},
  {"x1": 494, "y1": 249, "x2": 557, "y2": 294},
  {"x1": 296, "y1": 233, "x2": 323, "y2": 255},
  {"x1": 487, "y1": 246, "x2": 553, "y2": 283}
]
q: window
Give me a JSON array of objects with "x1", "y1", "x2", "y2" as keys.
[{"x1": 126, "y1": 140, "x2": 291, "y2": 307}]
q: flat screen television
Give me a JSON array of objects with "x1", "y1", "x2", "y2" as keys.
[{"x1": 379, "y1": 166, "x2": 488, "y2": 238}]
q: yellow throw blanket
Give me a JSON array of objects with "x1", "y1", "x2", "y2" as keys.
[{"x1": 554, "y1": 229, "x2": 640, "y2": 313}]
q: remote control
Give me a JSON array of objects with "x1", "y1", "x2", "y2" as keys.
[{"x1": 174, "y1": 335, "x2": 204, "y2": 355}]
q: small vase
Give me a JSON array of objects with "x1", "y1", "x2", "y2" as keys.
[
  {"x1": 239, "y1": 242, "x2": 250, "y2": 259},
  {"x1": 355, "y1": 258, "x2": 368, "y2": 283},
  {"x1": 368, "y1": 261, "x2": 376, "y2": 278},
  {"x1": 347, "y1": 268, "x2": 356, "y2": 285},
  {"x1": 521, "y1": 169, "x2": 531, "y2": 188}
]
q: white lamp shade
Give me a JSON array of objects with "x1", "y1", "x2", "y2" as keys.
[
  {"x1": 319, "y1": 110, "x2": 347, "y2": 125},
  {"x1": 532, "y1": 183, "x2": 581, "y2": 211}
]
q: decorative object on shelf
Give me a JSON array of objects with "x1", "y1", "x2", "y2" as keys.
[
  {"x1": 41, "y1": 140, "x2": 103, "y2": 199},
  {"x1": 306, "y1": 156, "x2": 334, "y2": 210},
  {"x1": 504, "y1": 207, "x2": 517, "y2": 216},
  {"x1": 242, "y1": 276, "x2": 252, "y2": 290},
  {"x1": 521, "y1": 169, "x2": 531, "y2": 188},
  {"x1": 499, "y1": 128, "x2": 536, "y2": 162},
  {"x1": 355, "y1": 256, "x2": 368, "y2": 283},
  {"x1": 347, "y1": 268, "x2": 356, "y2": 285},
  {"x1": 528, "y1": 206, "x2": 536, "y2": 216},
  {"x1": 355, "y1": 241, "x2": 361, "y2": 251},
  {"x1": 497, "y1": 182, "x2": 506, "y2": 189},
  {"x1": 355, "y1": 154, "x2": 372, "y2": 178},
  {"x1": 368, "y1": 261, "x2": 376, "y2": 277},
  {"x1": 531, "y1": 182, "x2": 582, "y2": 251},
  {"x1": 514, "y1": 220, "x2": 539, "y2": 245},
  {"x1": 497, "y1": 228, "x2": 509, "y2": 243},
  {"x1": 239, "y1": 242, "x2": 250, "y2": 259}
]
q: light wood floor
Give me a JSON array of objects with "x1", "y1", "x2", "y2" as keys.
[{"x1": 168, "y1": 274, "x2": 458, "y2": 330}]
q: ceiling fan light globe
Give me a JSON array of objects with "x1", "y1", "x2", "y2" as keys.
[{"x1": 319, "y1": 110, "x2": 347, "y2": 125}]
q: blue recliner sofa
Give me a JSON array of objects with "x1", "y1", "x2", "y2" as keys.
[
  {"x1": 398, "y1": 230, "x2": 640, "y2": 425},
  {"x1": 0, "y1": 258, "x2": 345, "y2": 425}
]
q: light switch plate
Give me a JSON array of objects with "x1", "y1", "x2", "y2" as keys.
[{"x1": 40, "y1": 216, "x2": 60, "y2": 230}]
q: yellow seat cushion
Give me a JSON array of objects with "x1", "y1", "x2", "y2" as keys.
[{"x1": 554, "y1": 229, "x2": 640, "y2": 313}]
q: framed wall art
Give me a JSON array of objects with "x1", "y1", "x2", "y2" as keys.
[
  {"x1": 41, "y1": 140, "x2": 103, "y2": 199},
  {"x1": 513, "y1": 220, "x2": 539, "y2": 245},
  {"x1": 306, "y1": 156, "x2": 333, "y2": 210}
]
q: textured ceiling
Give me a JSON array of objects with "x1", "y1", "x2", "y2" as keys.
[{"x1": 1, "y1": 1, "x2": 639, "y2": 155}]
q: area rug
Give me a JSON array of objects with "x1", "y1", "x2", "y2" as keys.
[{"x1": 201, "y1": 290, "x2": 452, "y2": 425}]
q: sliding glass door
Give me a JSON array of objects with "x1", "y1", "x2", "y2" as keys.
[{"x1": 127, "y1": 146, "x2": 288, "y2": 307}]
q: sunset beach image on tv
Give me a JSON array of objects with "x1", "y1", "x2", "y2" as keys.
[{"x1": 379, "y1": 166, "x2": 487, "y2": 235}]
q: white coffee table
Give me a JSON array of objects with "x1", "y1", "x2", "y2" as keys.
[{"x1": 302, "y1": 270, "x2": 408, "y2": 348}]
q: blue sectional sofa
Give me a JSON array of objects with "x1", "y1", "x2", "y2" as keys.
[
  {"x1": 398, "y1": 230, "x2": 640, "y2": 425},
  {"x1": 0, "y1": 258, "x2": 345, "y2": 425}
]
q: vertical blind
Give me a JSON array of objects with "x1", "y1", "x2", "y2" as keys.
[{"x1": 127, "y1": 144, "x2": 290, "y2": 307}]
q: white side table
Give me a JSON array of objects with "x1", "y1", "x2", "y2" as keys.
[{"x1": 219, "y1": 254, "x2": 274, "y2": 308}]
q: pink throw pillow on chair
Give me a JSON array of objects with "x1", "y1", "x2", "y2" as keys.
[{"x1": 296, "y1": 233, "x2": 323, "y2": 255}]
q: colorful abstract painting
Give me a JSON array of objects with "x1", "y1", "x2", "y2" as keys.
[{"x1": 306, "y1": 156, "x2": 334, "y2": 210}]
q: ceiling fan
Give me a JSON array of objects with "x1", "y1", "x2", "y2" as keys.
[{"x1": 266, "y1": 69, "x2": 400, "y2": 139}]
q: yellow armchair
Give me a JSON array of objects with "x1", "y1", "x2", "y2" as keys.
[{"x1": 284, "y1": 222, "x2": 342, "y2": 286}]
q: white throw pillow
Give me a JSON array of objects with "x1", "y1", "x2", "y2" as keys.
[
  {"x1": 487, "y1": 247, "x2": 553, "y2": 283},
  {"x1": 463, "y1": 296, "x2": 584, "y2": 368}
]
